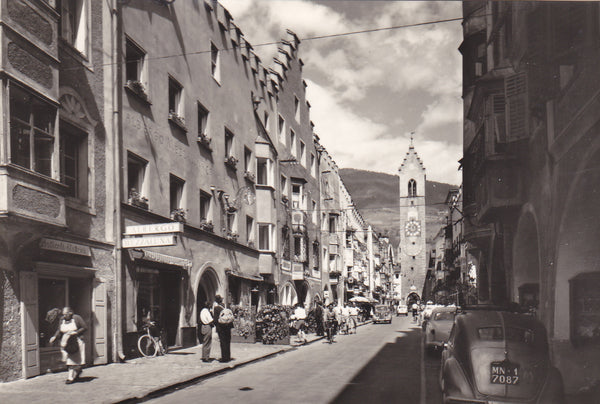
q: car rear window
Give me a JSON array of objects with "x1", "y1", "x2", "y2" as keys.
[
  {"x1": 433, "y1": 312, "x2": 455, "y2": 321},
  {"x1": 478, "y1": 326, "x2": 536, "y2": 343}
]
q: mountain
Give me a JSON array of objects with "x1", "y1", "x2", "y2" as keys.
[{"x1": 338, "y1": 168, "x2": 458, "y2": 246}]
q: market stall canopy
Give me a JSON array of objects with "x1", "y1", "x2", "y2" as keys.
[{"x1": 349, "y1": 296, "x2": 370, "y2": 303}]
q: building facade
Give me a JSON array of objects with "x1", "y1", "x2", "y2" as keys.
[{"x1": 461, "y1": 1, "x2": 600, "y2": 393}]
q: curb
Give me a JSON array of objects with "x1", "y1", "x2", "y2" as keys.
[{"x1": 117, "y1": 320, "x2": 373, "y2": 403}]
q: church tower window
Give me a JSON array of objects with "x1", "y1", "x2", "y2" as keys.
[{"x1": 408, "y1": 179, "x2": 417, "y2": 197}]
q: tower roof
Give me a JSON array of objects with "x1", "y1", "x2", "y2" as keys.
[{"x1": 399, "y1": 137, "x2": 425, "y2": 172}]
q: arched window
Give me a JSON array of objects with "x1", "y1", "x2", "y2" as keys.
[{"x1": 408, "y1": 179, "x2": 417, "y2": 197}]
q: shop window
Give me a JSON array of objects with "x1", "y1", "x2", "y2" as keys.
[
  {"x1": 258, "y1": 223, "x2": 272, "y2": 251},
  {"x1": 60, "y1": 0, "x2": 88, "y2": 56},
  {"x1": 60, "y1": 121, "x2": 88, "y2": 200},
  {"x1": 570, "y1": 272, "x2": 600, "y2": 346},
  {"x1": 125, "y1": 37, "x2": 146, "y2": 87},
  {"x1": 10, "y1": 86, "x2": 56, "y2": 176},
  {"x1": 127, "y1": 152, "x2": 147, "y2": 203},
  {"x1": 169, "y1": 174, "x2": 185, "y2": 212},
  {"x1": 211, "y1": 42, "x2": 220, "y2": 82},
  {"x1": 136, "y1": 269, "x2": 160, "y2": 330}
]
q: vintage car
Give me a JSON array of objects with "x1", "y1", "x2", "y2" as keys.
[
  {"x1": 440, "y1": 309, "x2": 565, "y2": 404},
  {"x1": 424, "y1": 306, "x2": 456, "y2": 350},
  {"x1": 397, "y1": 304, "x2": 408, "y2": 316},
  {"x1": 373, "y1": 305, "x2": 393, "y2": 324},
  {"x1": 422, "y1": 301, "x2": 437, "y2": 320}
]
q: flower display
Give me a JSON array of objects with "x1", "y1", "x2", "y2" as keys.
[
  {"x1": 256, "y1": 304, "x2": 291, "y2": 344},
  {"x1": 231, "y1": 305, "x2": 256, "y2": 341}
]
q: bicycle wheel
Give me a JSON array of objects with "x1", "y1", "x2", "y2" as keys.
[{"x1": 138, "y1": 334, "x2": 157, "y2": 357}]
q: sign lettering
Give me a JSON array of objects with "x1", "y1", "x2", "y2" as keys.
[
  {"x1": 39, "y1": 238, "x2": 91, "y2": 256},
  {"x1": 124, "y1": 222, "x2": 183, "y2": 235},
  {"x1": 122, "y1": 235, "x2": 176, "y2": 248}
]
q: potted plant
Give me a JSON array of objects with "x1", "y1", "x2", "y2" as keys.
[
  {"x1": 198, "y1": 132, "x2": 212, "y2": 150},
  {"x1": 243, "y1": 171, "x2": 256, "y2": 183},
  {"x1": 224, "y1": 155, "x2": 238, "y2": 169},
  {"x1": 224, "y1": 230, "x2": 239, "y2": 241},
  {"x1": 231, "y1": 305, "x2": 256, "y2": 343},
  {"x1": 170, "y1": 208, "x2": 186, "y2": 223},
  {"x1": 281, "y1": 195, "x2": 289, "y2": 204},
  {"x1": 199, "y1": 219, "x2": 214, "y2": 232},
  {"x1": 168, "y1": 110, "x2": 187, "y2": 131},
  {"x1": 128, "y1": 188, "x2": 149, "y2": 210},
  {"x1": 125, "y1": 80, "x2": 150, "y2": 103},
  {"x1": 256, "y1": 304, "x2": 290, "y2": 345}
]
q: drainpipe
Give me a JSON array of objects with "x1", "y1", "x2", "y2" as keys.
[{"x1": 111, "y1": 0, "x2": 126, "y2": 362}]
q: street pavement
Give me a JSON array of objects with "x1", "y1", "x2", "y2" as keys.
[{"x1": 144, "y1": 315, "x2": 440, "y2": 404}]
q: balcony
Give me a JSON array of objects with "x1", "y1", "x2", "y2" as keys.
[{"x1": 0, "y1": 165, "x2": 66, "y2": 227}]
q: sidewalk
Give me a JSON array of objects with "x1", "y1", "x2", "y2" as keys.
[{"x1": 0, "y1": 323, "x2": 367, "y2": 404}]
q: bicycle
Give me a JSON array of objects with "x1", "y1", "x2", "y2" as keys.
[{"x1": 137, "y1": 321, "x2": 168, "y2": 357}]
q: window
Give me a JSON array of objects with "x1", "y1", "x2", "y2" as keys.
[
  {"x1": 346, "y1": 231, "x2": 353, "y2": 248},
  {"x1": 169, "y1": 174, "x2": 185, "y2": 212},
  {"x1": 256, "y1": 157, "x2": 271, "y2": 186},
  {"x1": 313, "y1": 241, "x2": 320, "y2": 269},
  {"x1": 199, "y1": 190, "x2": 212, "y2": 221},
  {"x1": 264, "y1": 111, "x2": 270, "y2": 132},
  {"x1": 60, "y1": 121, "x2": 88, "y2": 200},
  {"x1": 244, "y1": 147, "x2": 253, "y2": 173},
  {"x1": 329, "y1": 214, "x2": 336, "y2": 234},
  {"x1": 312, "y1": 200, "x2": 317, "y2": 224},
  {"x1": 197, "y1": 102, "x2": 209, "y2": 136},
  {"x1": 246, "y1": 216, "x2": 255, "y2": 244},
  {"x1": 61, "y1": 0, "x2": 88, "y2": 56},
  {"x1": 278, "y1": 115, "x2": 285, "y2": 144},
  {"x1": 168, "y1": 77, "x2": 183, "y2": 118},
  {"x1": 226, "y1": 211, "x2": 237, "y2": 233},
  {"x1": 125, "y1": 38, "x2": 146, "y2": 86},
  {"x1": 258, "y1": 223, "x2": 272, "y2": 251},
  {"x1": 211, "y1": 42, "x2": 220, "y2": 82},
  {"x1": 10, "y1": 86, "x2": 56, "y2": 177},
  {"x1": 293, "y1": 234, "x2": 305, "y2": 261},
  {"x1": 281, "y1": 226, "x2": 290, "y2": 260},
  {"x1": 281, "y1": 175, "x2": 288, "y2": 196},
  {"x1": 322, "y1": 213, "x2": 327, "y2": 231},
  {"x1": 292, "y1": 183, "x2": 302, "y2": 209},
  {"x1": 310, "y1": 153, "x2": 316, "y2": 177},
  {"x1": 127, "y1": 152, "x2": 147, "y2": 201},
  {"x1": 290, "y1": 129, "x2": 297, "y2": 157},
  {"x1": 408, "y1": 179, "x2": 417, "y2": 197},
  {"x1": 294, "y1": 95, "x2": 300, "y2": 121},
  {"x1": 300, "y1": 140, "x2": 306, "y2": 166},
  {"x1": 225, "y1": 129, "x2": 234, "y2": 157}
]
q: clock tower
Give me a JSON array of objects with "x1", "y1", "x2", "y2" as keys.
[{"x1": 397, "y1": 137, "x2": 427, "y2": 304}]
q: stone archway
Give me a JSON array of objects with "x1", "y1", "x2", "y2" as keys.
[
  {"x1": 513, "y1": 208, "x2": 541, "y2": 311},
  {"x1": 195, "y1": 267, "x2": 219, "y2": 324},
  {"x1": 280, "y1": 282, "x2": 297, "y2": 306}
]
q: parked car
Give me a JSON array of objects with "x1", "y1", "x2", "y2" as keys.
[
  {"x1": 397, "y1": 304, "x2": 408, "y2": 316},
  {"x1": 440, "y1": 309, "x2": 565, "y2": 404},
  {"x1": 424, "y1": 306, "x2": 456, "y2": 351},
  {"x1": 372, "y1": 305, "x2": 392, "y2": 324},
  {"x1": 422, "y1": 301, "x2": 437, "y2": 320}
]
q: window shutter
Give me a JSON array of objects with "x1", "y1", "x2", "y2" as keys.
[{"x1": 505, "y1": 72, "x2": 528, "y2": 142}]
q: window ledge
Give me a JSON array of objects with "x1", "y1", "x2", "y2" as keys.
[
  {"x1": 59, "y1": 39, "x2": 92, "y2": 71},
  {"x1": 124, "y1": 81, "x2": 152, "y2": 105},
  {"x1": 65, "y1": 197, "x2": 96, "y2": 216},
  {"x1": 168, "y1": 114, "x2": 188, "y2": 132},
  {"x1": 255, "y1": 184, "x2": 275, "y2": 191}
]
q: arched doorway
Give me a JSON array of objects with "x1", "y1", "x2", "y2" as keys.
[
  {"x1": 196, "y1": 268, "x2": 219, "y2": 323},
  {"x1": 280, "y1": 282, "x2": 297, "y2": 306},
  {"x1": 513, "y1": 209, "x2": 540, "y2": 313},
  {"x1": 406, "y1": 292, "x2": 420, "y2": 308}
]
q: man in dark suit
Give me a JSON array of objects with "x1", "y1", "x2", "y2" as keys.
[{"x1": 212, "y1": 295, "x2": 233, "y2": 362}]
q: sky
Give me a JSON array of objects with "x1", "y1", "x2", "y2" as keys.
[{"x1": 220, "y1": 0, "x2": 463, "y2": 185}]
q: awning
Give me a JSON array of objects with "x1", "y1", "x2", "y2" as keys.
[
  {"x1": 129, "y1": 249, "x2": 192, "y2": 270},
  {"x1": 226, "y1": 269, "x2": 263, "y2": 282}
]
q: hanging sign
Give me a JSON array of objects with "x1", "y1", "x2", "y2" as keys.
[
  {"x1": 122, "y1": 235, "x2": 176, "y2": 248},
  {"x1": 124, "y1": 222, "x2": 183, "y2": 236},
  {"x1": 39, "y1": 238, "x2": 91, "y2": 257}
]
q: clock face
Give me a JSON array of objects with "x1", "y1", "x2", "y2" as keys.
[{"x1": 405, "y1": 219, "x2": 421, "y2": 237}]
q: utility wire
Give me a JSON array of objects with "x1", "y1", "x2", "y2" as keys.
[{"x1": 62, "y1": 15, "x2": 463, "y2": 72}]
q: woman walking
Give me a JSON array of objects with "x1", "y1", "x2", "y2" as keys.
[{"x1": 49, "y1": 307, "x2": 87, "y2": 384}]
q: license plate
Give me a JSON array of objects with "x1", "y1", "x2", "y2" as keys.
[{"x1": 490, "y1": 361, "x2": 520, "y2": 385}]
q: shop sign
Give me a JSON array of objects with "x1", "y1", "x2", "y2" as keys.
[
  {"x1": 139, "y1": 250, "x2": 192, "y2": 270},
  {"x1": 39, "y1": 238, "x2": 91, "y2": 256},
  {"x1": 292, "y1": 263, "x2": 304, "y2": 280},
  {"x1": 281, "y1": 259, "x2": 291, "y2": 272},
  {"x1": 122, "y1": 235, "x2": 176, "y2": 248},
  {"x1": 124, "y1": 222, "x2": 183, "y2": 236}
]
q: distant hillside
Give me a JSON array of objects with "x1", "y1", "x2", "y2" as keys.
[{"x1": 339, "y1": 168, "x2": 458, "y2": 246}]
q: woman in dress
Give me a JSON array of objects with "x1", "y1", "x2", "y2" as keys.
[{"x1": 49, "y1": 307, "x2": 87, "y2": 384}]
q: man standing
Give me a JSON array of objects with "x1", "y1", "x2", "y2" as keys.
[
  {"x1": 213, "y1": 295, "x2": 233, "y2": 362},
  {"x1": 314, "y1": 301, "x2": 324, "y2": 336},
  {"x1": 199, "y1": 301, "x2": 213, "y2": 362}
]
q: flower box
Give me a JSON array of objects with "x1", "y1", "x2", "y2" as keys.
[
  {"x1": 168, "y1": 111, "x2": 188, "y2": 132},
  {"x1": 124, "y1": 80, "x2": 151, "y2": 104},
  {"x1": 243, "y1": 171, "x2": 256, "y2": 183},
  {"x1": 170, "y1": 208, "x2": 186, "y2": 223},
  {"x1": 224, "y1": 155, "x2": 238, "y2": 169},
  {"x1": 225, "y1": 231, "x2": 239, "y2": 242},
  {"x1": 128, "y1": 189, "x2": 149, "y2": 210},
  {"x1": 197, "y1": 133, "x2": 212, "y2": 150},
  {"x1": 256, "y1": 304, "x2": 291, "y2": 345},
  {"x1": 199, "y1": 220, "x2": 214, "y2": 232}
]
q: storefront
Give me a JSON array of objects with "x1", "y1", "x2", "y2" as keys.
[{"x1": 19, "y1": 237, "x2": 112, "y2": 378}]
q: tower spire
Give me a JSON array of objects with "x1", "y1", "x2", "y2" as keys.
[{"x1": 410, "y1": 132, "x2": 415, "y2": 148}]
